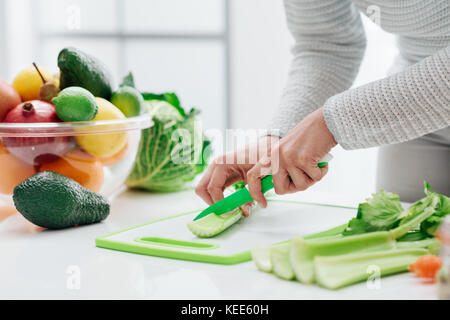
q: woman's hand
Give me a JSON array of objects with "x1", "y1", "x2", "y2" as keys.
[
  {"x1": 195, "y1": 135, "x2": 280, "y2": 216},
  {"x1": 247, "y1": 108, "x2": 337, "y2": 208}
]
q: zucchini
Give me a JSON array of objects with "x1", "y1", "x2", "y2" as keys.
[{"x1": 187, "y1": 208, "x2": 243, "y2": 238}]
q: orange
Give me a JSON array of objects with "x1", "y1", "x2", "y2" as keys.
[
  {"x1": 38, "y1": 149, "x2": 104, "y2": 192},
  {"x1": 99, "y1": 143, "x2": 129, "y2": 166},
  {"x1": 0, "y1": 141, "x2": 36, "y2": 195}
]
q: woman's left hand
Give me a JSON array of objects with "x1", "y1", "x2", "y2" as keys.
[{"x1": 247, "y1": 107, "x2": 337, "y2": 208}]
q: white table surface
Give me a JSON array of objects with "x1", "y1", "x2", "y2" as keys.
[{"x1": 0, "y1": 189, "x2": 438, "y2": 300}]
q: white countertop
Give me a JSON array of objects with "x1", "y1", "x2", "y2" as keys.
[{"x1": 0, "y1": 189, "x2": 438, "y2": 300}]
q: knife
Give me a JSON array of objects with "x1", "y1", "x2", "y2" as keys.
[{"x1": 193, "y1": 153, "x2": 333, "y2": 221}]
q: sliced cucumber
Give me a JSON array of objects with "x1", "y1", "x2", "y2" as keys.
[
  {"x1": 187, "y1": 208, "x2": 243, "y2": 238},
  {"x1": 270, "y1": 243, "x2": 295, "y2": 280}
]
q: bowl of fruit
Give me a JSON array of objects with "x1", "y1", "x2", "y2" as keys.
[{"x1": 0, "y1": 47, "x2": 152, "y2": 206}]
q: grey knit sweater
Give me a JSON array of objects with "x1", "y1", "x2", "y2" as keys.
[{"x1": 270, "y1": 0, "x2": 450, "y2": 149}]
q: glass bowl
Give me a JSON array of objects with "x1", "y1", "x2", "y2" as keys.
[{"x1": 0, "y1": 114, "x2": 152, "y2": 206}]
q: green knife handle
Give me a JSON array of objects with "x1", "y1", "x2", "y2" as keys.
[{"x1": 261, "y1": 175, "x2": 274, "y2": 194}]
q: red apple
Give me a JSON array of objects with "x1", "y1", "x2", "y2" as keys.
[{"x1": 2, "y1": 100, "x2": 72, "y2": 165}]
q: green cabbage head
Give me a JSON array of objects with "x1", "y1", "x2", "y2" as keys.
[{"x1": 126, "y1": 93, "x2": 211, "y2": 192}]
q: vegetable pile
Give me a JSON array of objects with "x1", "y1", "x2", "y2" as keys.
[{"x1": 251, "y1": 182, "x2": 449, "y2": 289}]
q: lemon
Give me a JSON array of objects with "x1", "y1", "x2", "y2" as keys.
[
  {"x1": 12, "y1": 66, "x2": 58, "y2": 101},
  {"x1": 76, "y1": 98, "x2": 128, "y2": 158}
]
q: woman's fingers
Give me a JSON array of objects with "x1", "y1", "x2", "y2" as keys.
[
  {"x1": 299, "y1": 158, "x2": 324, "y2": 183},
  {"x1": 240, "y1": 201, "x2": 253, "y2": 217},
  {"x1": 247, "y1": 162, "x2": 268, "y2": 208},
  {"x1": 286, "y1": 167, "x2": 310, "y2": 192},
  {"x1": 272, "y1": 167, "x2": 291, "y2": 194},
  {"x1": 195, "y1": 162, "x2": 217, "y2": 205}
]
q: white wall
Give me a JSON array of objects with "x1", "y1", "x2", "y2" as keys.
[
  {"x1": 2, "y1": 0, "x2": 35, "y2": 81},
  {"x1": 229, "y1": 0, "x2": 398, "y2": 197}
]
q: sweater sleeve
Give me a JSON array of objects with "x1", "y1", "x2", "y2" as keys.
[
  {"x1": 269, "y1": 0, "x2": 366, "y2": 137},
  {"x1": 324, "y1": 46, "x2": 450, "y2": 149}
]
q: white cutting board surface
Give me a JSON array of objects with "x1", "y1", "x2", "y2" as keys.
[{"x1": 96, "y1": 200, "x2": 357, "y2": 264}]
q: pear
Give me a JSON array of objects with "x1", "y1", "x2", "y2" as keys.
[{"x1": 33, "y1": 62, "x2": 60, "y2": 102}]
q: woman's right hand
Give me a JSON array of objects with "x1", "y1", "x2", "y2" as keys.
[{"x1": 195, "y1": 135, "x2": 280, "y2": 216}]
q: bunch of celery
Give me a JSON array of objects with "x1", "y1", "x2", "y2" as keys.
[{"x1": 251, "y1": 183, "x2": 449, "y2": 289}]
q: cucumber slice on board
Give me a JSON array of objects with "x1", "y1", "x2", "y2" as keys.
[
  {"x1": 270, "y1": 243, "x2": 295, "y2": 280},
  {"x1": 314, "y1": 248, "x2": 428, "y2": 290},
  {"x1": 187, "y1": 208, "x2": 243, "y2": 238}
]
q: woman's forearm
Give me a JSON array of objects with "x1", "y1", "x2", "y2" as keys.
[
  {"x1": 324, "y1": 46, "x2": 450, "y2": 150},
  {"x1": 269, "y1": 0, "x2": 366, "y2": 137}
]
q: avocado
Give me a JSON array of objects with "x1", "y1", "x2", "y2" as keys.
[
  {"x1": 13, "y1": 171, "x2": 110, "y2": 229},
  {"x1": 58, "y1": 47, "x2": 113, "y2": 100}
]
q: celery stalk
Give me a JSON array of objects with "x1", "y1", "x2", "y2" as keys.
[
  {"x1": 251, "y1": 243, "x2": 289, "y2": 273},
  {"x1": 395, "y1": 238, "x2": 440, "y2": 254},
  {"x1": 252, "y1": 223, "x2": 348, "y2": 273},
  {"x1": 290, "y1": 232, "x2": 395, "y2": 284},
  {"x1": 187, "y1": 208, "x2": 243, "y2": 238},
  {"x1": 270, "y1": 243, "x2": 295, "y2": 280},
  {"x1": 314, "y1": 248, "x2": 429, "y2": 290}
]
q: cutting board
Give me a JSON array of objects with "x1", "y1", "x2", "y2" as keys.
[{"x1": 95, "y1": 199, "x2": 356, "y2": 264}]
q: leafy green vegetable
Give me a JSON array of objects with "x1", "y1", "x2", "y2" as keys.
[
  {"x1": 120, "y1": 72, "x2": 136, "y2": 88},
  {"x1": 388, "y1": 192, "x2": 439, "y2": 239},
  {"x1": 343, "y1": 183, "x2": 446, "y2": 238},
  {"x1": 419, "y1": 183, "x2": 450, "y2": 236},
  {"x1": 142, "y1": 92, "x2": 185, "y2": 118},
  {"x1": 343, "y1": 190, "x2": 403, "y2": 235},
  {"x1": 126, "y1": 93, "x2": 211, "y2": 192}
]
